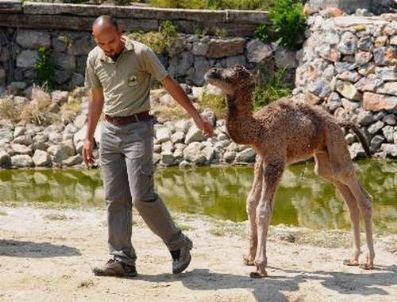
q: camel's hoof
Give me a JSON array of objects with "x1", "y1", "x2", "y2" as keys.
[
  {"x1": 243, "y1": 256, "x2": 255, "y2": 266},
  {"x1": 359, "y1": 263, "x2": 375, "y2": 270},
  {"x1": 249, "y1": 271, "x2": 267, "y2": 278},
  {"x1": 343, "y1": 259, "x2": 359, "y2": 266}
]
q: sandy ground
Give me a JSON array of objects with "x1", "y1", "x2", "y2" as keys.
[{"x1": 0, "y1": 205, "x2": 396, "y2": 302}]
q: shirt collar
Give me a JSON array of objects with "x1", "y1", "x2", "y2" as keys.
[{"x1": 98, "y1": 36, "x2": 134, "y2": 63}]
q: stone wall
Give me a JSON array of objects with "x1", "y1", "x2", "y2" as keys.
[
  {"x1": 0, "y1": 27, "x2": 298, "y2": 93},
  {"x1": 294, "y1": 13, "x2": 397, "y2": 158}
]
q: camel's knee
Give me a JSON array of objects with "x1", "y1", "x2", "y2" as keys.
[
  {"x1": 256, "y1": 203, "x2": 272, "y2": 225},
  {"x1": 254, "y1": 256, "x2": 267, "y2": 268},
  {"x1": 246, "y1": 197, "x2": 259, "y2": 214}
]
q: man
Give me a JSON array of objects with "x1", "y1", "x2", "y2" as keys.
[{"x1": 83, "y1": 15, "x2": 213, "y2": 277}]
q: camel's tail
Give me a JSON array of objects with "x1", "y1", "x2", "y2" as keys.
[{"x1": 339, "y1": 122, "x2": 371, "y2": 157}]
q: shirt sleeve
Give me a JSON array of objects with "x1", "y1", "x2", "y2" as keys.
[
  {"x1": 141, "y1": 46, "x2": 169, "y2": 82},
  {"x1": 84, "y1": 54, "x2": 102, "y2": 90}
]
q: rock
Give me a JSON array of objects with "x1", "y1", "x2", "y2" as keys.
[
  {"x1": 308, "y1": 79, "x2": 331, "y2": 98},
  {"x1": 357, "y1": 110, "x2": 374, "y2": 126},
  {"x1": 183, "y1": 142, "x2": 206, "y2": 165},
  {"x1": 377, "y1": 82, "x2": 397, "y2": 96},
  {"x1": 355, "y1": 75, "x2": 383, "y2": 92},
  {"x1": 235, "y1": 148, "x2": 256, "y2": 163},
  {"x1": 374, "y1": 47, "x2": 397, "y2": 66},
  {"x1": 160, "y1": 151, "x2": 175, "y2": 166},
  {"x1": 62, "y1": 154, "x2": 83, "y2": 167},
  {"x1": 380, "y1": 143, "x2": 397, "y2": 157},
  {"x1": 192, "y1": 41, "x2": 208, "y2": 56},
  {"x1": 349, "y1": 142, "x2": 366, "y2": 160},
  {"x1": 223, "y1": 151, "x2": 236, "y2": 163},
  {"x1": 51, "y1": 90, "x2": 69, "y2": 105},
  {"x1": 382, "y1": 125, "x2": 394, "y2": 142},
  {"x1": 0, "y1": 151, "x2": 11, "y2": 168},
  {"x1": 338, "y1": 32, "x2": 357, "y2": 55},
  {"x1": 13, "y1": 126, "x2": 26, "y2": 138},
  {"x1": 357, "y1": 36, "x2": 373, "y2": 51},
  {"x1": 171, "y1": 131, "x2": 185, "y2": 144},
  {"x1": 168, "y1": 51, "x2": 194, "y2": 78},
  {"x1": 161, "y1": 141, "x2": 174, "y2": 153},
  {"x1": 174, "y1": 120, "x2": 191, "y2": 133},
  {"x1": 12, "y1": 134, "x2": 33, "y2": 146},
  {"x1": 275, "y1": 48, "x2": 297, "y2": 68},
  {"x1": 74, "y1": 115, "x2": 87, "y2": 129},
  {"x1": 383, "y1": 114, "x2": 396, "y2": 125},
  {"x1": 32, "y1": 150, "x2": 51, "y2": 167},
  {"x1": 246, "y1": 40, "x2": 273, "y2": 63},
  {"x1": 53, "y1": 53, "x2": 76, "y2": 72},
  {"x1": 16, "y1": 30, "x2": 51, "y2": 49},
  {"x1": 338, "y1": 71, "x2": 361, "y2": 83},
  {"x1": 363, "y1": 92, "x2": 397, "y2": 111},
  {"x1": 185, "y1": 124, "x2": 205, "y2": 144},
  {"x1": 370, "y1": 135, "x2": 385, "y2": 151},
  {"x1": 376, "y1": 67, "x2": 397, "y2": 81},
  {"x1": 355, "y1": 51, "x2": 372, "y2": 65},
  {"x1": 206, "y1": 38, "x2": 245, "y2": 58},
  {"x1": 11, "y1": 155, "x2": 34, "y2": 168},
  {"x1": 155, "y1": 127, "x2": 171, "y2": 143},
  {"x1": 336, "y1": 80, "x2": 362, "y2": 101},
  {"x1": 16, "y1": 50, "x2": 38, "y2": 68},
  {"x1": 202, "y1": 146, "x2": 215, "y2": 162},
  {"x1": 305, "y1": 91, "x2": 322, "y2": 105},
  {"x1": 345, "y1": 133, "x2": 356, "y2": 144},
  {"x1": 187, "y1": 56, "x2": 211, "y2": 86},
  {"x1": 368, "y1": 121, "x2": 384, "y2": 134},
  {"x1": 341, "y1": 98, "x2": 360, "y2": 112},
  {"x1": 358, "y1": 63, "x2": 376, "y2": 76},
  {"x1": 0, "y1": 127, "x2": 13, "y2": 144},
  {"x1": 11, "y1": 143, "x2": 32, "y2": 155},
  {"x1": 374, "y1": 36, "x2": 388, "y2": 48}
]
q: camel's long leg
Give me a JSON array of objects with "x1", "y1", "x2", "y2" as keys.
[
  {"x1": 244, "y1": 156, "x2": 264, "y2": 266},
  {"x1": 314, "y1": 152, "x2": 361, "y2": 265},
  {"x1": 340, "y1": 176, "x2": 375, "y2": 269},
  {"x1": 324, "y1": 124, "x2": 375, "y2": 269},
  {"x1": 251, "y1": 158, "x2": 285, "y2": 278}
]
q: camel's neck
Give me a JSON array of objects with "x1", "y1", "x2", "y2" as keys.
[{"x1": 225, "y1": 88, "x2": 258, "y2": 145}]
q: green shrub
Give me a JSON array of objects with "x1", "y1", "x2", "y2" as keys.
[
  {"x1": 269, "y1": 0, "x2": 306, "y2": 50},
  {"x1": 114, "y1": 0, "x2": 131, "y2": 4},
  {"x1": 33, "y1": 47, "x2": 55, "y2": 90},
  {"x1": 253, "y1": 69, "x2": 291, "y2": 109},
  {"x1": 128, "y1": 20, "x2": 177, "y2": 54},
  {"x1": 254, "y1": 23, "x2": 273, "y2": 43}
]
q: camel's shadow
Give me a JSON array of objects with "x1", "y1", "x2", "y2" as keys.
[{"x1": 134, "y1": 265, "x2": 397, "y2": 302}]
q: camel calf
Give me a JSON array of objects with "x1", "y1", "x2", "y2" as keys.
[{"x1": 204, "y1": 65, "x2": 374, "y2": 278}]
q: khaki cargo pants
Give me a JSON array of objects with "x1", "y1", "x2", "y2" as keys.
[{"x1": 100, "y1": 118, "x2": 185, "y2": 266}]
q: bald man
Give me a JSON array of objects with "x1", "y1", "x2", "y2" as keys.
[{"x1": 83, "y1": 15, "x2": 213, "y2": 277}]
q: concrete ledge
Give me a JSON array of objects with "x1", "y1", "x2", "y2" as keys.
[
  {"x1": 23, "y1": 2, "x2": 269, "y2": 24},
  {"x1": 0, "y1": 0, "x2": 22, "y2": 14}
]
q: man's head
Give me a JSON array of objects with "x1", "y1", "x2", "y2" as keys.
[{"x1": 92, "y1": 15, "x2": 124, "y2": 59}]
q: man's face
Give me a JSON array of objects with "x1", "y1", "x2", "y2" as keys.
[{"x1": 92, "y1": 26, "x2": 123, "y2": 58}]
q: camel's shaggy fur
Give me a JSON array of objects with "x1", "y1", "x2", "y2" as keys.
[{"x1": 205, "y1": 65, "x2": 375, "y2": 278}]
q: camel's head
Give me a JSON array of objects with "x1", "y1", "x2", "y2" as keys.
[{"x1": 204, "y1": 65, "x2": 254, "y2": 97}]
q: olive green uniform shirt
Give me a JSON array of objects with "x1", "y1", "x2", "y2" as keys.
[{"x1": 85, "y1": 37, "x2": 168, "y2": 117}]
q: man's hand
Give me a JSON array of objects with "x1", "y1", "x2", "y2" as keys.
[
  {"x1": 194, "y1": 116, "x2": 214, "y2": 138},
  {"x1": 82, "y1": 138, "x2": 95, "y2": 167}
]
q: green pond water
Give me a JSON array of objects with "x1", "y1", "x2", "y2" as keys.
[{"x1": 0, "y1": 160, "x2": 396, "y2": 233}]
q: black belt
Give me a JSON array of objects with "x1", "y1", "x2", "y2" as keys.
[{"x1": 104, "y1": 111, "x2": 153, "y2": 126}]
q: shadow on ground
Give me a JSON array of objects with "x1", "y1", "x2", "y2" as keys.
[
  {"x1": 0, "y1": 239, "x2": 81, "y2": 258},
  {"x1": 131, "y1": 264, "x2": 397, "y2": 302}
]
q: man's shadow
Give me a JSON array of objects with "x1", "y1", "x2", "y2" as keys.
[
  {"x1": 133, "y1": 264, "x2": 397, "y2": 302},
  {"x1": 0, "y1": 239, "x2": 81, "y2": 258}
]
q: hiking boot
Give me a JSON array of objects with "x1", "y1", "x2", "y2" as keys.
[
  {"x1": 170, "y1": 236, "x2": 193, "y2": 274},
  {"x1": 92, "y1": 258, "x2": 137, "y2": 277}
]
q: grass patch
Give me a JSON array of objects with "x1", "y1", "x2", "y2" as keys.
[
  {"x1": 0, "y1": 96, "x2": 22, "y2": 122},
  {"x1": 210, "y1": 220, "x2": 246, "y2": 238},
  {"x1": 151, "y1": 103, "x2": 189, "y2": 120},
  {"x1": 199, "y1": 90, "x2": 226, "y2": 118},
  {"x1": 0, "y1": 211, "x2": 8, "y2": 216},
  {"x1": 253, "y1": 69, "x2": 292, "y2": 109},
  {"x1": 44, "y1": 213, "x2": 71, "y2": 221}
]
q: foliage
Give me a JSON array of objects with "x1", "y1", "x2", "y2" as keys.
[
  {"x1": 33, "y1": 47, "x2": 55, "y2": 91},
  {"x1": 199, "y1": 91, "x2": 226, "y2": 118},
  {"x1": 148, "y1": 0, "x2": 206, "y2": 9},
  {"x1": 213, "y1": 27, "x2": 227, "y2": 39},
  {"x1": 254, "y1": 23, "x2": 273, "y2": 44},
  {"x1": 269, "y1": 0, "x2": 306, "y2": 50},
  {"x1": 114, "y1": 0, "x2": 130, "y2": 4},
  {"x1": 128, "y1": 20, "x2": 177, "y2": 54},
  {"x1": 252, "y1": 69, "x2": 291, "y2": 109},
  {"x1": 207, "y1": 0, "x2": 270, "y2": 10},
  {"x1": 20, "y1": 88, "x2": 59, "y2": 125}
]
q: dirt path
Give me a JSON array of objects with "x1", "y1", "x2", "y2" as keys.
[{"x1": 0, "y1": 206, "x2": 396, "y2": 302}]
